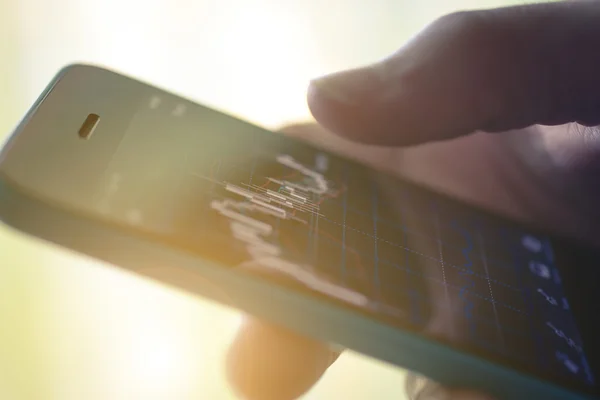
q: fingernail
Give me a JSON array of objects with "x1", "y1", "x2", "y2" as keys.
[
  {"x1": 406, "y1": 373, "x2": 450, "y2": 400},
  {"x1": 327, "y1": 348, "x2": 342, "y2": 366},
  {"x1": 414, "y1": 383, "x2": 450, "y2": 400},
  {"x1": 309, "y1": 64, "x2": 386, "y2": 105}
]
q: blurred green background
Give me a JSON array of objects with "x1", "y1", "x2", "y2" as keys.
[{"x1": 0, "y1": 0, "x2": 537, "y2": 399}]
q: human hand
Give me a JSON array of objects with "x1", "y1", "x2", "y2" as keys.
[{"x1": 227, "y1": 2, "x2": 600, "y2": 399}]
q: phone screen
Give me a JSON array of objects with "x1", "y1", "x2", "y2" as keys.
[{"x1": 89, "y1": 89, "x2": 595, "y2": 394}]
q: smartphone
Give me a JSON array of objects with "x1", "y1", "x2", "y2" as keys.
[{"x1": 1, "y1": 64, "x2": 599, "y2": 400}]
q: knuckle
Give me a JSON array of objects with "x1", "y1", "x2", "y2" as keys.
[
  {"x1": 426, "y1": 10, "x2": 515, "y2": 120},
  {"x1": 433, "y1": 10, "x2": 505, "y2": 53}
]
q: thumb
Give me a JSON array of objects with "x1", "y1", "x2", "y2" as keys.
[{"x1": 308, "y1": 1, "x2": 600, "y2": 146}]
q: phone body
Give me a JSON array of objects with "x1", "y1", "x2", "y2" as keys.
[{"x1": 1, "y1": 64, "x2": 599, "y2": 400}]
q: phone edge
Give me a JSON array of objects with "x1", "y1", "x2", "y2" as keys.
[{"x1": 0, "y1": 64, "x2": 595, "y2": 400}]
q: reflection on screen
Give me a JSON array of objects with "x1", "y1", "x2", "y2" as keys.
[{"x1": 93, "y1": 93, "x2": 594, "y2": 391}]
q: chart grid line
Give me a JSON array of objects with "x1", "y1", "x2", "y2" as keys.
[
  {"x1": 372, "y1": 180, "x2": 380, "y2": 288},
  {"x1": 432, "y1": 202, "x2": 451, "y2": 325},
  {"x1": 478, "y1": 230, "x2": 505, "y2": 351},
  {"x1": 340, "y1": 166, "x2": 348, "y2": 283}
]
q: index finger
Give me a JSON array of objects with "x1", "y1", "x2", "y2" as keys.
[{"x1": 308, "y1": 1, "x2": 600, "y2": 146}]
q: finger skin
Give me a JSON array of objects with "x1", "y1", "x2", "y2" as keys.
[
  {"x1": 308, "y1": 1, "x2": 600, "y2": 146},
  {"x1": 226, "y1": 318, "x2": 340, "y2": 400},
  {"x1": 227, "y1": 320, "x2": 493, "y2": 400}
]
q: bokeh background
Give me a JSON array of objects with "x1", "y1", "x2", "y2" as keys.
[{"x1": 0, "y1": 0, "x2": 534, "y2": 399}]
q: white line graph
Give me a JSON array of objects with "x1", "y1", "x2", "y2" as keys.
[{"x1": 209, "y1": 152, "x2": 404, "y2": 318}]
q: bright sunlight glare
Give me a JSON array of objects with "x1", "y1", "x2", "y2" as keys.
[{"x1": 116, "y1": 319, "x2": 195, "y2": 399}]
